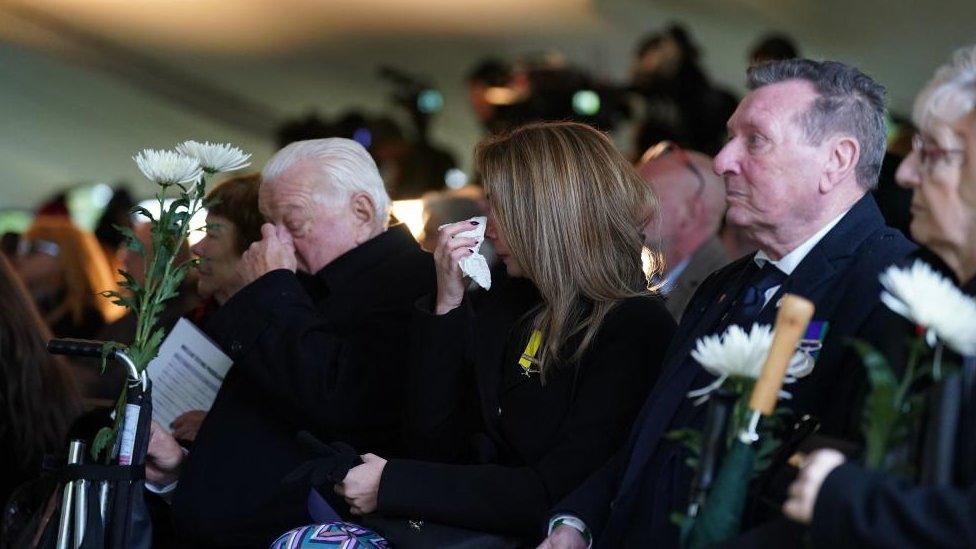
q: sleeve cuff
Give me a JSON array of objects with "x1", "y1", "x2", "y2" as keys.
[
  {"x1": 145, "y1": 480, "x2": 178, "y2": 495},
  {"x1": 549, "y1": 514, "x2": 593, "y2": 548}
]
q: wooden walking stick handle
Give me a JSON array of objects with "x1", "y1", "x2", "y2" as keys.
[{"x1": 749, "y1": 294, "x2": 815, "y2": 415}]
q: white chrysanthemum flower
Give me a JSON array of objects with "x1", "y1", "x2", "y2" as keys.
[
  {"x1": 176, "y1": 140, "x2": 251, "y2": 173},
  {"x1": 133, "y1": 149, "x2": 203, "y2": 186},
  {"x1": 880, "y1": 260, "x2": 976, "y2": 355},
  {"x1": 693, "y1": 324, "x2": 773, "y2": 380},
  {"x1": 688, "y1": 323, "x2": 806, "y2": 402}
]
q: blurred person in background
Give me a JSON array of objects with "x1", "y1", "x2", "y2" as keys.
[
  {"x1": 748, "y1": 33, "x2": 800, "y2": 66},
  {"x1": 319, "y1": 122, "x2": 676, "y2": 544},
  {"x1": 638, "y1": 141, "x2": 729, "y2": 321},
  {"x1": 164, "y1": 173, "x2": 264, "y2": 443},
  {"x1": 419, "y1": 188, "x2": 486, "y2": 252},
  {"x1": 784, "y1": 44, "x2": 976, "y2": 548},
  {"x1": 0, "y1": 253, "x2": 82, "y2": 508},
  {"x1": 93, "y1": 186, "x2": 135, "y2": 262},
  {"x1": 630, "y1": 23, "x2": 738, "y2": 157},
  {"x1": 14, "y1": 216, "x2": 121, "y2": 340}
]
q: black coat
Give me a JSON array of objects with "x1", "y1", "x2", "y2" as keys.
[
  {"x1": 375, "y1": 278, "x2": 676, "y2": 540},
  {"x1": 171, "y1": 225, "x2": 435, "y2": 548},
  {"x1": 553, "y1": 195, "x2": 917, "y2": 547},
  {"x1": 808, "y1": 276, "x2": 976, "y2": 549}
]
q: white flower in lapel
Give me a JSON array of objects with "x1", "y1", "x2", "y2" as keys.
[
  {"x1": 880, "y1": 260, "x2": 976, "y2": 355},
  {"x1": 687, "y1": 323, "x2": 807, "y2": 403}
]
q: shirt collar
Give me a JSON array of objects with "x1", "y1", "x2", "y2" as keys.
[
  {"x1": 314, "y1": 224, "x2": 418, "y2": 289},
  {"x1": 659, "y1": 257, "x2": 691, "y2": 295},
  {"x1": 753, "y1": 209, "x2": 850, "y2": 275}
]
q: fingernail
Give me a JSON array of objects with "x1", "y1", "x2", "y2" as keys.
[{"x1": 470, "y1": 220, "x2": 480, "y2": 225}]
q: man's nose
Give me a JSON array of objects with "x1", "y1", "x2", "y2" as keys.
[{"x1": 713, "y1": 140, "x2": 739, "y2": 176}]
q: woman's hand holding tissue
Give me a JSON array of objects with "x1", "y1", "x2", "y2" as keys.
[
  {"x1": 334, "y1": 453, "x2": 387, "y2": 515},
  {"x1": 433, "y1": 220, "x2": 481, "y2": 315}
]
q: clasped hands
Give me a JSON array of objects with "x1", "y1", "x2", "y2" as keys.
[
  {"x1": 334, "y1": 453, "x2": 387, "y2": 516},
  {"x1": 239, "y1": 223, "x2": 299, "y2": 285}
]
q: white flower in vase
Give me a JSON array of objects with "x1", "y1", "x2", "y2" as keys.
[
  {"x1": 176, "y1": 140, "x2": 251, "y2": 173},
  {"x1": 133, "y1": 149, "x2": 203, "y2": 186},
  {"x1": 880, "y1": 260, "x2": 976, "y2": 356},
  {"x1": 688, "y1": 323, "x2": 806, "y2": 403}
]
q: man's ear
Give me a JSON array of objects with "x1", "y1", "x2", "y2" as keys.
[
  {"x1": 822, "y1": 136, "x2": 860, "y2": 193},
  {"x1": 350, "y1": 192, "x2": 376, "y2": 240}
]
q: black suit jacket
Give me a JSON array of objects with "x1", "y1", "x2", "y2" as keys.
[
  {"x1": 375, "y1": 278, "x2": 676, "y2": 541},
  {"x1": 554, "y1": 195, "x2": 916, "y2": 547},
  {"x1": 171, "y1": 225, "x2": 435, "y2": 548}
]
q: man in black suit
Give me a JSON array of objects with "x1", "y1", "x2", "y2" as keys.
[
  {"x1": 144, "y1": 138, "x2": 435, "y2": 547},
  {"x1": 540, "y1": 59, "x2": 916, "y2": 548}
]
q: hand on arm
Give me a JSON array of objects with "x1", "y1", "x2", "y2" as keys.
[
  {"x1": 782, "y1": 448, "x2": 847, "y2": 524},
  {"x1": 335, "y1": 453, "x2": 388, "y2": 515}
]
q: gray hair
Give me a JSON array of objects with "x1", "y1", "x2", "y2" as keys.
[
  {"x1": 747, "y1": 59, "x2": 887, "y2": 189},
  {"x1": 262, "y1": 138, "x2": 390, "y2": 225},
  {"x1": 913, "y1": 44, "x2": 976, "y2": 131}
]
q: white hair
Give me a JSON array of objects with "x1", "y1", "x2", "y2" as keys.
[
  {"x1": 913, "y1": 44, "x2": 976, "y2": 131},
  {"x1": 262, "y1": 138, "x2": 391, "y2": 226}
]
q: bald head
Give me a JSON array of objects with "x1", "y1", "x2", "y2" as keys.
[{"x1": 639, "y1": 147, "x2": 726, "y2": 270}]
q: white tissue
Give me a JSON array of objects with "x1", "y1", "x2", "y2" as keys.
[{"x1": 441, "y1": 216, "x2": 491, "y2": 290}]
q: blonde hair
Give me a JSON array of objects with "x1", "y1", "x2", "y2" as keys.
[
  {"x1": 25, "y1": 217, "x2": 123, "y2": 327},
  {"x1": 476, "y1": 121, "x2": 660, "y2": 377},
  {"x1": 913, "y1": 44, "x2": 976, "y2": 130}
]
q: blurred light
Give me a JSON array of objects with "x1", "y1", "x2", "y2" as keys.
[
  {"x1": 352, "y1": 127, "x2": 373, "y2": 149},
  {"x1": 92, "y1": 183, "x2": 114, "y2": 207},
  {"x1": 136, "y1": 198, "x2": 209, "y2": 245},
  {"x1": 572, "y1": 89, "x2": 601, "y2": 116},
  {"x1": 417, "y1": 89, "x2": 444, "y2": 114},
  {"x1": 390, "y1": 199, "x2": 425, "y2": 240},
  {"x1": 0, "y1": 209, "x2": 33, "y2": 234},
  {"x1": 484, "y1": 86, "x2": 520, "y2": 105},
  {"x1": 444, "y1": 168, "x2": 468, "y2": 189},
  {"x1": 642, "y1": 246, "x2": 663, "y2": 286}
]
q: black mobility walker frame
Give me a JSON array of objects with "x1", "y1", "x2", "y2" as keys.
[{"x1": 43, "y1": 339, "x2": 153, "y2": 549}]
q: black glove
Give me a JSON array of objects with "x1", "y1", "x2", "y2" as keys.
[{"x1": 282, "y1": 431, "x2": 364, "y2": 488}]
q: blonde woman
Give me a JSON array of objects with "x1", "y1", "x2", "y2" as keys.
[
  {"x1": 330, "y1": 121, "x2": 676, "y2": 543},
  {"x1": 15, "y1": 216, "x2": 122, "y2": 339}
]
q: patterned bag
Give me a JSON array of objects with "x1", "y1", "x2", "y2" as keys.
[{"x1": 271, "y1": 522, "x2": 389, "y2": 549}]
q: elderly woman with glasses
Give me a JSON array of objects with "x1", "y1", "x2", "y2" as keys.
[{"x1": 782, "y1": 45, "x2": 976, "y2": 548}]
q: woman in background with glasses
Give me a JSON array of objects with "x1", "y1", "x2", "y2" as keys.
[
  {"x1": 784, "y1": 44, "x2": 976, "y2": 548},
  {"x1": 14, "y1": 216, "x2": 121, "y2": 339}
]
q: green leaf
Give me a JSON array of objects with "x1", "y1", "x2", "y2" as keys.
[
  {"x1": 116, "y1": 225, "x2": 146, "y2": 258},
  {"x1": 118, "y1": 269, "x2": 143, "y2": 294},
  {"x1": 91, "y1": 427, "x2": 115, "y2": 461},
  {"x1": 850, "y1": 338, "x2": 899, "y2": 469},
  {"x1": 131, "y1": 205, "x2": 156, "y2": 223},
  {"x1": 99, "y1": 341, "x2": 125, "y2": 374}
]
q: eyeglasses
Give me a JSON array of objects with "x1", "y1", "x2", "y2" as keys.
[
  {"x1": 911, "y1": 133, "x2": 966, "y2": 172},
  {"x1": 16, "y1": 238, "x2": 60, "y2": 258},
  {"x1": 639, "y1": 140, "x2": 707, "y2": 199}
]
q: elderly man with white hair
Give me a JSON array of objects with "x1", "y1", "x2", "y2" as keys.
[{"x1": 145, "y1": 138, "x2": 435, "y2": 547}]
